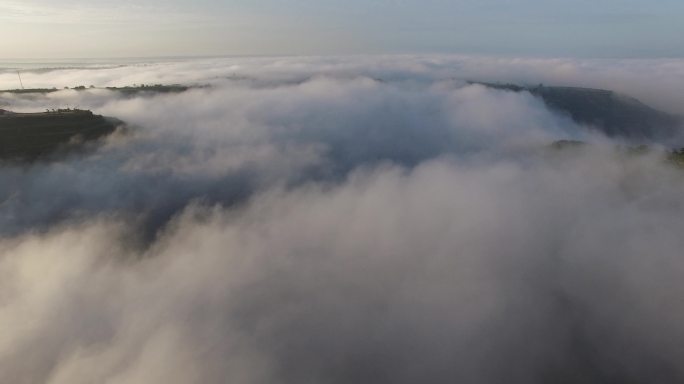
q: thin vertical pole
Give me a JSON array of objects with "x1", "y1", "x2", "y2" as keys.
[{"x1": 17, "y1": 71, "x2": 24, "y2": 89}]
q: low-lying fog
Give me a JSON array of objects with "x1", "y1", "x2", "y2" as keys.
[{"x1": 1, "y1": 56, "x2": 684, "y2": 384}]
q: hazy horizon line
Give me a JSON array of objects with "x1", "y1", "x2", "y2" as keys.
[{"x1": 4, "y1": 51, "x2": 684, "y2": 62}]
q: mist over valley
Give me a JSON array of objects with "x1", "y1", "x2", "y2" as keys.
[{"x1": 2, "y1": 56, "x2": 684, "y2": 384}]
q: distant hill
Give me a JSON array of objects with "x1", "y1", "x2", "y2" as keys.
[
  {"x1": 0, "y1": 84, "x2": 196, "y2": 96},
  {"x1": 104, "y1": 84, "x2": 193, "y2": 96},
  {"x1": 0, "y1": 109, "x2": 121, "y2": 161},
  {"x1": 474, "y1": 82, "x2": 682, "y2": 144}
]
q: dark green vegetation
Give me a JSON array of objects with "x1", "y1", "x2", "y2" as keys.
[
  {"x1": 670, "y1": 148, "x2": 684, "y2": 166},
  {"x1": 104, "y1": 84, "x2": 191, "y2": 95},
  {"x1": 549, "y1": 140, "x2": 684, "y2": 169},
  {"x1": 0, "y1": 84, "x2": 196, "y2": 96},
  {"x1": 1, "y1": 88, "x2": 60, "y2": 94},
  {"x1": 0, "y1": 109, "x2": 120, "y2": 161},
  {"x1": 550, "y1": 139, "x2": 586, "y2": 150},
  {"x1": 475, "y1": 82, "x2": 682, "y2": 143}
]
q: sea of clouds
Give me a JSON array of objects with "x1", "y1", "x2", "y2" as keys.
[{"x1": 1, "y1": 56, "x2": 684, "y2": 383}]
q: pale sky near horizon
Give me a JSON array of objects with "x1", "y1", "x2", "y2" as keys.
[{"x1": 2, "y1": 0, "x2": 684, "y2": 58}]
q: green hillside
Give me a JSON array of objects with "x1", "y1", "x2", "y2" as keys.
[
  {"x1": 474, "y1": 82, "x2": 682, "y2": 143},
  {"x1": 0, "y1": 109, "x2": 120, "y2": 161}
]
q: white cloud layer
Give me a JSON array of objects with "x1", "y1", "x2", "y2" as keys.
[
  {"x1": 4, "y1": 55, "x2": 684, "y2": 112},
  {"x1": 1, "y1": 56, "x2": 684, "y2": 383}
]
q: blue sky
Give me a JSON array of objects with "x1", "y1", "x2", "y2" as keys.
[{"x1": 2, "y1": 0, "x2": 683, "y2": 58}]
